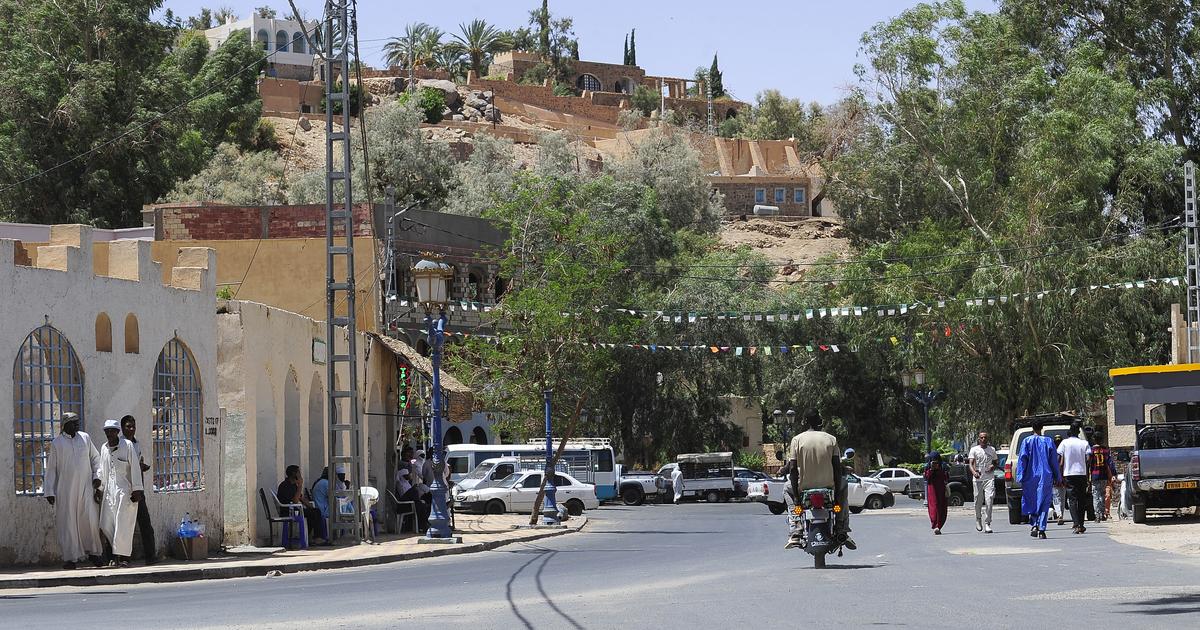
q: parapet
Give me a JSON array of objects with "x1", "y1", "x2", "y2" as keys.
[{"x1": 4, "y1": 223, "x2": 215, "y2": 294}]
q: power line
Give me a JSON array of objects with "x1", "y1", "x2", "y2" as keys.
[{"x1": 0, "y1": 22, "x2": 325, "y2": 196}]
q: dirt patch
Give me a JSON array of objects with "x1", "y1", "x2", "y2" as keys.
[
  {"x1": 265, "y1": 116, "x2": 341, "y2": 174},
  {"x1": 1108, "y1": 509, "x2": 1200, "y2": 556},
  {"x1": 718, "y1": 216, "x2": 851, "y2": 282}
]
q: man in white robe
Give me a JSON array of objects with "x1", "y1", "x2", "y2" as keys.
[
  {"x1": 44, "y1": 413, "x2": 105, "y2": 569},
  {"x1": 98, "y1": 419, "x2": 144, "y2": 567},
  {"x1": 671, "y1": 466, "x2": 685, "y2": 503}
]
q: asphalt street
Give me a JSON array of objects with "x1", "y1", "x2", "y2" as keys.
[{"x1": 5, "y1": 499, "x2": 1200, "y2": 629}]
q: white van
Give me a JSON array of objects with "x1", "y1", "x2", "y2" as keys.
[{"x1": 452, "y1": 457, "x2": 521, "y2": 497}]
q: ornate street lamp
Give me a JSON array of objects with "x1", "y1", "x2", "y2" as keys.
[
  {"x1": 901, "y1": 367, "x2": 943, "y2": 458},
  {"x1": 413, "y1": 257, "x2": 455, "y2": 540}
]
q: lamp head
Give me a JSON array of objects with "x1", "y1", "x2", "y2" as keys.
[
  {"x1": 913, "y1": 367, "x2": 927, "y2": 386},
  {"x1": 901, "y1": 372, "x2": 912, "y2": 388}
]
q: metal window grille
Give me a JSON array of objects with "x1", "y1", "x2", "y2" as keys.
[
  {"x1": 152, "y1": 339, "x2": 203, "y2": 493},
  {"x1": 13, "y1": 325, "x2": 84, "y2": 496},
  {"x1": 578, "y1": 73, "x2": 602, "y2": 92}
]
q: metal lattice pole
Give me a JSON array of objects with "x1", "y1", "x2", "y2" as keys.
[
  {"x1": 1185, "y1": 161, "x2": 1198, "y2": 363},
  {"x1": 324, "y1": 0, "x2": 364, "y2": 544}
]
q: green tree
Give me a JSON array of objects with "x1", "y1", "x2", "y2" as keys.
[
  {"x1": 0, "y1": 1, "x2": 262, "y2": 227},
  {"x1": 163, "y1": 143, "x2": 287, "y2": 205},
  {"x1": 631, "y1": 85, "x2": 659, "y2": 116},
  {"x1": 453, "y1": 19, "x2": 512, "y2": 79},
  {"x1": 255, "y1": 6, "x2": 276, "y2": 19},
  {"x1": 397, "y1": 86, "x2": 447, "y2": 124},
  {"x1": 525, "y1": 0, "x2": 577, "y2": 89},
  {"x1": 623, "y1": 34, "x2": 629, "y2": 66},
  {"x1": 628, "y1": 29, "x2": 637, "y2": 65},
  {"x1": 709, "y1": 53, "x2": 725, "y2": 97}
]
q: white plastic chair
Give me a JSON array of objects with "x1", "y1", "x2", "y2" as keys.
[{"x1": 360, "y1": 486, "x2": 379, "y2": 540}]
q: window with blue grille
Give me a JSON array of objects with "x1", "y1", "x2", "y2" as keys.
[
  {"x1": 153, "y1": 338, "x2": 204, "y2": 492},
  {"x1": 13, "y1": 325, "x2": 84, "y2": 496},
  {"x1": 794, "y1": 188, "x2": 807, "y2": 204},
  {"x1": 754, "y1": 188, "x2": 766, "y2": 204}
]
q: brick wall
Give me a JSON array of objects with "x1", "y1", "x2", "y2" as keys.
[
  {"x1": 151, "y1": 203, "x2": 376, "y2": 240},
  {"x1": 571, "y1": 60, "x2": 645, "y2": 94},
  {"x1": 713, "y1": 179, "x2": 812, "y2": 216},
  {"x1": 467, "y1": 77, "x2": 623, "y2": 124}
]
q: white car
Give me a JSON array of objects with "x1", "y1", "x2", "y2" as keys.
[
  {"x1": 866, "y1": 467, "x2": 923, "y2": 495},
  {"x1": 747, "y1": 473, "x2": 894, "y2": 515},
  {"x1": 454, "y1": 470, "x2": 599, "y2": 516}
]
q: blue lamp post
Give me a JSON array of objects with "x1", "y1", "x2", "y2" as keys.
[
  {"x1": 414, "y1": 258, "x2": 455, "y2": 539},
  {"x1": 541, "y1": 389, "x2": 559, "y2": 525}
]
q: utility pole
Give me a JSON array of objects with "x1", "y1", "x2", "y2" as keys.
[
  {"x1": 323, "y1": 0, "x2": 364, "y2": 544},
  {"x1": 1185, "y1": 161, "x2": 1198, "y2": 363}
]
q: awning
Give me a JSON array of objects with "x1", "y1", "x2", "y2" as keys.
[
  {"x1": 367, "y1": 332, "x2": 472, "y2": 395},
  {"x1": 1110, "y1": 364, "x2": 1200, "y2": 425}
]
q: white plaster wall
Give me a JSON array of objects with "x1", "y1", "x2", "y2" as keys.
[
  {"x1": 0, "y1": 233, "x2": 219, "y2": 564},
  {"x1": 217, "y1": 301, "x2": 393, "y2": 545}
]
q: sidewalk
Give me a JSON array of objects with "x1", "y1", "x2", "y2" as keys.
[{"x1": 0, "y1": 514, "x2": 586, "y2": 590}]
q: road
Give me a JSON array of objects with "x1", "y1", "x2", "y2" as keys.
[{"x1": 5, "y1": 499, "x2": 1200, "y2": 629}]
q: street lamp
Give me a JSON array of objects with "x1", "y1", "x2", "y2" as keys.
[
  {"x1": 413, "y1": 257, "x2": 455, "y2": 540},
  {"x1": 901, "y1": 367, "x2": 942, "y2": 457}
]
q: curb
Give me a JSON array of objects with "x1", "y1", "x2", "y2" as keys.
[{"x1": 0, "y1": 517, "x2": 586, "y2": 590}]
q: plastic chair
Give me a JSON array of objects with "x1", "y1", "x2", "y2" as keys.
[
  {"x1": 259, "y1": 488, "x2": 306, "y2": 548},
  {"x1": 387, "y1": 489, "x2": 418, "y2": 534},
  {"x1": 360, "y1": 486, "x2": 380, "y2": 540}
]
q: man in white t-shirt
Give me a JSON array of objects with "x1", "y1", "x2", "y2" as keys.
[
  {"x1": 968, "y1": 432, "x2": 998, "y2": 533},
  {"x1": 1057, "y1": 422, "x2": 1092, "y2": 534}
]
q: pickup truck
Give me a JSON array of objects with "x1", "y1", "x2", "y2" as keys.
[
  {"x1": 616, "y1": 468, "x2": 661, "y2": 506},
  {"x1": 657, "y1": 452, "x2": 737, "y2": 502},
  {"x1": 1124, "y1": 422, "x2": 1200, "y2": 523}
]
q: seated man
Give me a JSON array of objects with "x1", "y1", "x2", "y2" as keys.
[
  {"x1": 394, "y1": 451, "x2": 430, "y2": 531},
  {"x1": 312, "y1": 465, "x2": 350, "y2": 539},
  {"x1": 278, "y1": 465, "x2": 328, "y2": 546},
  {"x1": 784, "y1": 410, "x2": 855, "y2": 550}
]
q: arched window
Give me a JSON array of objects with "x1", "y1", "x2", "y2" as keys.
[
  {"x1": 13, "y1": 325, "x2": 84, "y2": 496},
  {"x1": 470, "y1": 426, "x2": 488, "y2": 445},
  {"x1": 292, "y1": 31, "x2": 306, "y2": 54},
  {"x1": 276, "y1": 30, "x2": 289, "y2": 52},
  {"x1": 256, "y1": 29, "x2": 270, "y2": 51},
  {"x1": 95, "y1": 313, "x2": 112, "y2": 352},
  {"x1": 444, "y1": 426, "x2": 463, "y2": 445},
  {"x1": 152, "y1": 338, "x2": 203, "y2": 492},
  {"x1": 124, "y1": 314, "x2": 139, "y2": 354},
  {"x1": 576, "y1": 73, "x2": 601, "y2": 92}
]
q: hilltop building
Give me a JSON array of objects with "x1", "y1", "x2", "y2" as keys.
[{"x1": 204, "y1": 14, "x2": 319, "y2": 81}]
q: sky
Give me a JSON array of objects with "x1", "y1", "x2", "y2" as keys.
[{"x1": 158, "y1": 0, "x2": 998, "y2": 105}]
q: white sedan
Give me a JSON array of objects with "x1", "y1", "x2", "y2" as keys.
[
  {"x1": 865, "y1": 467, "x2": 923, "y2": 494},
  {"x1": 454, "y1": 470, "x2": 599, "y2": 516}
]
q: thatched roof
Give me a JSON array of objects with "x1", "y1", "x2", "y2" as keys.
[{"x1": 368, "y1": 332, "x2": 472, "y2": 395}]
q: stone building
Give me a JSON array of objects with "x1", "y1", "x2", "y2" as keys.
[{"x1": 0, "y1": 226, "x2": 220, "y2": 564}]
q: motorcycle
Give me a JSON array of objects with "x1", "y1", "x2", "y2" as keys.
[{"x1": 790, "y1": 487, "x2": 847, "y2": 569}]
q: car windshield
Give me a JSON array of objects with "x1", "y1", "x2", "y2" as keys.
[
  {"x1": 495, "y1": 473, "x2": 523, "y2": 488},
  {"x1": 463, "y1": 462, "x2": 494, "y2": 481}
]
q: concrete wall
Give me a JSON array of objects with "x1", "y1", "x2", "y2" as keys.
[
  {"x1": 724, "y1": 396, "x2": 763, "y2": 450},
  {"x1": 466, "y1": 77, "x2": 623, "y2": 125},
  {"x1": 0, "y1": 227, "x2": 221, "y2": 565}
]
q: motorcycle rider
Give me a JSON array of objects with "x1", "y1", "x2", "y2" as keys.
[{"x1": 783, "y1": 409, "x2": 855, "y2": 550}]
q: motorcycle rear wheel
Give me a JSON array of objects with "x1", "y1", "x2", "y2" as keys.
[{"x1": 813, "y1": 552, "x2": 826, "y2": 569}]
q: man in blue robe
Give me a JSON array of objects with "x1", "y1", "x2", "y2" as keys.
[{"x1": 1016, "y1": 419, "x2": 1061, "y2": 539}]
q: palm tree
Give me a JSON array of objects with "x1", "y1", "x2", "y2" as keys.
[
  {"x1": 383, "y1": 22, "x2": 432, "y2": 69},
  {"x1": 452, "y1": 19, "x2": 512, "y2": 78},
  {"x1": 433, "y1": 44, "x2": 467, "y2": 82},
  {"x1": 414, "y1": 27, "x2": 445, "y2": 69}
]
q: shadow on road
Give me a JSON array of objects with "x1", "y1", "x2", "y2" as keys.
[
  {"x1": 1120, "y1": 593, "x2": 1200, "y2": 616},
  {"x1": 505, "y1": 547, "x2": 587, "y2": 629},
  {"x1": 589, "y1": 530, "x2": 723, "y2": 535},
  {"x1": 813, "y1": 563, "x2": 884, "y2": 570}
]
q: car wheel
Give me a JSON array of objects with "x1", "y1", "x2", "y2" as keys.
[
  {"x1": 705, "y1": 490, "x2": 720, "y2": 503},
  {"x1": 485, "y1": 499, "x2": 506, "y2": 515},
  {"x1": 849, "y1": 506, "x2": 864, "y2": 514},
  {"x1": 866, "y1": 495, "x2": 885, "y2": 510},
  {"x1": 621, "y1": 486, "x2": 645, "y2": 506},
  {"x1": 1132, "y1": 503, "x2": 1147, "y2": 524},
  {"x1": 565, "y1": 499, "x2": 585, "y2": 516},
  {"x1": 948, "y1": 491, "x2": 965, "y2": 507},
  {"x1": 902, "y1": 483, "x2": 911, "y2": 496},
  {"x1": 768, "y1": 502, "x2": 786, "y2": 515}
]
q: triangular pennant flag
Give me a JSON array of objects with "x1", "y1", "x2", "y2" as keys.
[
  {"x1": 735, "y1": 347, "x2": 744, "y2": 356},
  {"x1": 689, "y1": 313, "x2": 698, "y2": 323},
  {"x1": 831, "y1": 345, "x2": 840, "y2": 353},
  {"x1": 818, "y1": 344, "x2": 829, "y2": 352},
  {"x1": 780, "y1": 345, "x2": 789, "y2": 354},
  {"x1": 749, "y1": 347, "x2": 758, "y2": 355},
  {"x1": 890, "y1": 336, "x2": 899, "y2": 346},
  {"x1": 763, "y1": 346, "x2": 772, "y2": 356},
  {"x1": 806, "y1": 310, "x2": 814, "y2": 320}
]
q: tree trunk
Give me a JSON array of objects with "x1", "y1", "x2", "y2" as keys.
[{"x1": 529, "y1": 396, "x2": 586, "y2": 525}]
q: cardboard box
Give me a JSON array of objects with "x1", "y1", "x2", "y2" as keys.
[{"x1": 172, "y1": 536, "x2": 209, "y2": 561}]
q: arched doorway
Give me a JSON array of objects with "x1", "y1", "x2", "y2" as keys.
[
  {"x1": 444, "y1": 426, "x2": 463, "y2": 445},
  {"x1": 725, "y1": 108, "x2": 738, "y2": 120},
  {"x1": 470, "y1": 426, "x2": 488, "y2": 445},
  {"x1": 283, "y1": 368, "x2": 301, "y2": 470},
  {"x1": 307, "y1": 373, "x2": 325, "y2": 477}
]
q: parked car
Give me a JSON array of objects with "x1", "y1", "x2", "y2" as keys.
[
  {"x1": 734, "y1": 467, "x2": 770, "y2": 497},
  {"x1": 747, "y1": 473, "x2": 894, "y2": 515},
  {"x1": 453, "y1": 470, "x2": 599, "y2": 516},
  {"x1": 865, "y1": 467, "x2": 923, "y2": 495},
  {"x1": 450, "y1": 456, "x2": 520, "y2": 499}
]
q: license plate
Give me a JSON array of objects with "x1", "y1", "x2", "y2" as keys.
[{"x1": 1165, "y1": 481, "x2": 1198, "y2": 490}]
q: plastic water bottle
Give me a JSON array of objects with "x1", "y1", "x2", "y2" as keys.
[
  {"x1": 190, "y1": 518, "x2": 200, "y2": 538},
  {"x1": 179, "y1": 513, "x2": 192, "y2": 538}
]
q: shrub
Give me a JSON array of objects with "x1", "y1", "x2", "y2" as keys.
[
  {"x1": 399, "y1": 87, "x2": 446, "y2": 124},
  {"x1": 216, "y1": 286, "x2": 234, "y2": 300},
  {"x1": 736, "y1": 451, "x2": 765, "y2": 472},
  {"x1": 250, "y1": 118, "x2": 278, "y2": 151},
  {"x1": 631, "y1": 85, "x2": 658, "y2": 116}
]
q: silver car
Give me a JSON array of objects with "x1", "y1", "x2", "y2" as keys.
[{"x1": 866, "y1": 467, "x2": 922, "y2": 494}]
